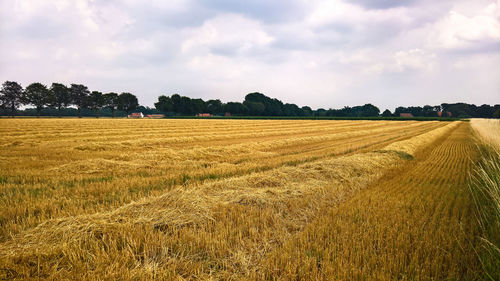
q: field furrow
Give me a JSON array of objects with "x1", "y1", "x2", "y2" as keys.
[{"x1": 254, "y1": 122, "x2": 482, "y2": 280}]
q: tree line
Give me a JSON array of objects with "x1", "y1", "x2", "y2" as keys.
[
  {"x1": 155, "y1": 92, "x2": 383, "y2": 117},
  {"x1": 0, "y1": 81, "x2": 138, "y2": 117},
  {"x1": 391, "y1": 103, "x2": 500, "y2": 118},
  {"x1": 1, "y1": 80, "x2": 499, "y2": 118},
  {"x1": 155, "y1": 92, "x2": 500, "y2": 118}
]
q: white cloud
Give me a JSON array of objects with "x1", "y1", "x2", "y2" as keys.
[
  {"x1": 308, "y1": 0, "x2": 414, "y2": 28},
  {"x1": 393, "y1": 49, "x2": 436, "y2": 72},
  {"x1": 427, "y1": 1, "x2": 500, "y2": 50},
  {"x1": 181, "y1": 14, "x2": 274, "y2": 57}
]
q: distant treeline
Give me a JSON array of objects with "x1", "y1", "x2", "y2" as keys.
[
  {"x1": 154, "y1": 92, "x2": 500, "y2": 118},
  {"x1": 154, "y1": 92, "x2": 381, "y2": 117},
  {"x1": 1, "y1": 80, "x2": 499, "y2": 118},
  {"x1": 0, "y1": 81, "x2": 140, "y2": 117}
]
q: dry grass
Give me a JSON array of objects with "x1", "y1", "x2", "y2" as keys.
[
  {"x1": 471, "y1": 119, "x2": 500, "y2": 149},
  {"x1": 0, "y1": 119, "x2": 483, "y2": 280},
  {"x1": 0, "y1": 119, "x2": 444, "y2": 240},
  {"x1": 470, "y1": 119, "x2": 500, "y2": 280}
]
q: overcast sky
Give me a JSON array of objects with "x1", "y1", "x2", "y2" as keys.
[{"x1": 0, "y1": 0, "x2": 499, "y2": 110}]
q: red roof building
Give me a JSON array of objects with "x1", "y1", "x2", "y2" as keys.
[
  {"x1": 196, "y1": 113, "x2": 212, "y2": 117},
  {"x1": 400, "y1": 113, "x2": 414, "y2": 118},
  {"x1": 145, "y1": 114, "x2": 165, "y2": 118},
  {"x1": 437, "y1": 111, "x2": 452, "y2": 117},
  {"x1": 128, "y1": 112, "x2": 144, "y2": 118}
]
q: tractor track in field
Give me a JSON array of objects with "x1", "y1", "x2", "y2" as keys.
[{"x1": 254, "y1": 122, "x2": 482, "y2": 280}]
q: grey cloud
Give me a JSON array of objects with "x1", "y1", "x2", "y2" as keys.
[
  {"x1": 209, "y1": 45, "x2": 239, "y2": 57},
  {"x1": 7, "y1": 16, "x2": 72, "y2": 40},
  {"x1": 200, "y1": 0, "x2": 309, "y2": 23},
  {"x1": 347, "y1": 0, "x2": 417, "y2": 9},
  {"x1": 441, "y1": 41, "x2": 500, "y2": 55}
]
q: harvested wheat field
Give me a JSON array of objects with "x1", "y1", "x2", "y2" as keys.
[{"x1": 0, "y1": 119, "x2": 496, "y2": 280}]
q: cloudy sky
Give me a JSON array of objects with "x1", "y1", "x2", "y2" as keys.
[{"x1": 0, "y1": 0, "x2": 499, "y2": 110}]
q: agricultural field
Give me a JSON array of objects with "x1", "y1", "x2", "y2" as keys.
[{"x1": 0, "y1": 118, "x2": 498, "y2": 280}]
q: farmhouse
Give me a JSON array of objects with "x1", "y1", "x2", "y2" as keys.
[
  {"x1": 145, "y1": 114, "x2": 165, "y2": 118},
  {"x1": 437, "y1": 111, "x2": 453, "y2": 117},
  {"x1": 196, "y1": 113, "x2": 212, "y2": 117},
  {"x1": 400, "y1": 113, "x2": 414, "y2": 117},
  {"x1": 128, "y1": 112, "x2": 144, "y2": 118}
]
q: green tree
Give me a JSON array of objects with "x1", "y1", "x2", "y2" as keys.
[
  {"x1": 382, "y1": 109, "x2": 392, "y2": 117},
  {"x1": 477, "y1": 104, "x2": 495, "y2": 118},
  {"x1": 358, "y1": 104, "x2": 380, "y2": 117},
  {"x1": 50, "y1": 83, "x2": 70, "y2": 117},
  {"x1": 301, "y1": 106, "x2": 313, "y2": 116},
  {"x1": 155, "y1": 94, "x2": 208, "y2": 115},
  {"x1": 283, "y1": 103, "x2": 302, "y2": 116},
  {"x1": 315, "y1": 108, "x2": 327, "y2": 117},
  {"x1": 24, "y1": 82, "x2": 51, "y2": 117},
  {"x1": 70, "y1": 84, "x2": 90, "y2": 118},
  {"x1": 103, "y1": 92, "x2": 119, "y2": 118},
  {"x1": 170, "y1": 94, "x2": 182, "y2": 112},
  {"x1": 244, "y1": 92, "x2": 283, "y2": 116},
  {"x1": 422, "y1": 105, "x2": 438, "y2": 117},
  {"x1": 90, "y1": 91, "x2": 105, "y2": 118},
  {"x1": 179, "y1": 96, "x2": 193, "y2": 114},
  {"x1": 191, "y1": 98, "x2": 206, "y2": 114},
  {"x1": 493, "y1": 107, "x2": 500, "y2": 118},
  {"x1": 223, "y1": 102, "x2": 247, "y2": 115},
  {"x1": 243, "y1": 101, "x2": 265, "y2": 116},
  {"x1": 441, "y1": 103, "x2": 473, "y2": 118},
  {"x1": 0, "y1": 81, "x2": 24, "y2": 117},
  {"x1": 155, "y1": 95, "x2": 174, "y2": 113},
  {"x1": 118, "y1": 92, "x2": 139, "y2": 116},
  {"x1": 206, "y1": 99, "x2": 223, "y2": 115}
]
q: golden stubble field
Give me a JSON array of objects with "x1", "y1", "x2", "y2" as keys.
[{"x1": 0, "y1": 118, "x2": 495, "y2": 280}]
